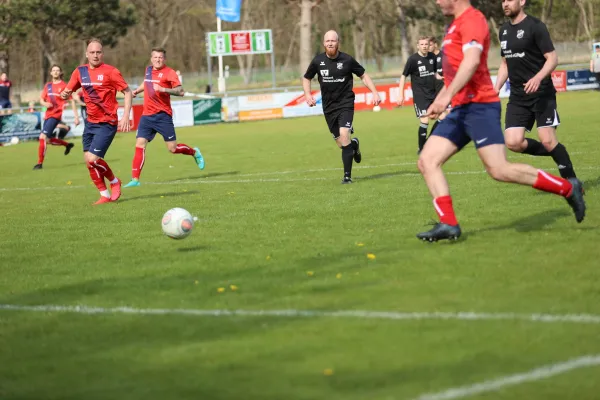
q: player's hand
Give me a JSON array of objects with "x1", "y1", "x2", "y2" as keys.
[
  {"x1": 74, "y1": 116, "x2": 80, "y2": 127},
  {"x1": 524, "y1": 76, "x2": 542, "y2": 94},
  {"x1": 118, "y1": 117, "x2": 130, "y2": 132},
  {"x1": 132, "y1": 89, "x2": 139, "y2": 98},
  {"x1": 305, "y1": 94, "x2": 316, "y2": 107},
  {"x1": 61, "y1": 89, "x2": 72, "y2": 100},
  {"x1": 152, "y1": 83, "x2": 164, "y2": 93},
  {"x1": 426, "y1": 99, "x2": 449, "y2": 120},
  {"x1": 372, "y1": 92, "x2": 381, "y2": 106},
  {"x1": 42, "y1": 101, "x2": 53, "y2": 108},
  {"x1": 397, "y1": 96, "x2": 404, "y2": 107}
]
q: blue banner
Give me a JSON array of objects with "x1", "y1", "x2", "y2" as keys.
[
  {"x1": 216, "y1": 0, "x2": 242, "y2": 22},
  {"x1": 0, "y1": 112, "x2": 42, "y2": 143},
  {"x1": 566, "y1": 69, "x2": 598, "y2": 90}
]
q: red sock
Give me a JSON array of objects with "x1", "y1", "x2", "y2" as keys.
[
  {"x1": 433, "y1": 195, "x2": 459, "y2": 226},
  {"x1": 132, "y1": 147, "x2": 145, "y2": 180},
  {"x1": 87, "y1": 162, "x2": 107, "y2": 191},
  {"x1": 49, "y1": 138, "x2": 68, "y2": 146},
  {"x1": 37, "y1": 139, "x2": 46, "y2": 164},
  {"x1": 533, "y1": 170, "x2": 573, "y2": 197},
  {"x1": 93, "y1": 159, "x2": 116, "y2": 181},
  {"x1": 174, "y1": 143, "x2": 195, "y2": 156}
]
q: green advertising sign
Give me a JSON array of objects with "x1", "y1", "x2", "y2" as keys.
[
  {"x1": 207, "y1": 29, "x2": 272, "y2": 57},
  {"x1": 193, "y1": 99, "x2": 222, "y2": 125}
]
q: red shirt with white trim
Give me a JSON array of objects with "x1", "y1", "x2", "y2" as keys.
[
  {"x1": 66, "y1": 63, "x2": 129, "y2": 125},
  {"x1": 442, "y1": 7, "x2": 499, "y2": 107},
  {"x1": 142, "y1": 65, "x2": 181, "y2": 116}
]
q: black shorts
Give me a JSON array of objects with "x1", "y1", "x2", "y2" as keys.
[
  {"x1": 505, "y1": 95, "x2": 560, "y2": 132},
  {"x1": 324, "y1": 109, "x2": 354, "y2": 139},
  {"x1": 413, "y1": 94, "x2": 435, "y2": 118},
  {"x1": 435, "y1": 79, "x2": 444, "y2": 95}
]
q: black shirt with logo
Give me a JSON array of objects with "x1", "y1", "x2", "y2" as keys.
[
  {"x1": 402, "y1": 52, "x2": 438, "y2": 99},
  {"x1": 304, "y1": 51, "x2": 366, "y2": 114},
  {"x1": 499, "y1": 15, "x2": 556, "y2": 103}
]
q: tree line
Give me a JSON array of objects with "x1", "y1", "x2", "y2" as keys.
[{"x1": 1, "y1": 0, "x2": 598, "y2": 91}]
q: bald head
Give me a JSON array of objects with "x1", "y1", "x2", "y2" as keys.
[
  {"x1": 323, "y1": 30, "x2": 340, "y2": 58},
  {"x1": 86, "y1": 40, "x2": 104, "y2": 68}
]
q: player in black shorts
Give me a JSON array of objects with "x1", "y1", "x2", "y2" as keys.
[
  {"x1": 303, "y1": 30, "x2": 381, "y2": 184},
  {"x1": 429, "y1": 36, "x2": 449, "y2": 133},
  {"x1": 495, "y1": 0, "x2": 578, "y2": 180},
  {"x1": 397, "y1": 36, "x2": 439, "y2": 154}
]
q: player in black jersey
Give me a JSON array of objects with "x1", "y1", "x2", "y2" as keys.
[
  {"x1": 428, "y1": 36, "x2": 449, "y2": 133},
  {"x1": 303, "y1": 30, "x2": 381, "y2": 184},
  {"x1": 494, "y1": 0, "x2": 579, "y2": 180},
  {"x1": 397, "y1": 37, "x2": 439, "y2": 154}
]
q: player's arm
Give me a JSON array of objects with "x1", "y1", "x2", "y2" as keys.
[
  {"x1": 398, "y1": 58, "x2": 413, "y2": 105},
  {"x1": 62, "y1": 70, "x2": 81, "y2": 99},
  {"x1": 591, "y1": 58, "x2": 595, "y2": 72},
  {"x1": 70, "y1": 98, "x2": 80, "y2": 126},
  {"x1": 358, "y1": 73, "x2": 381, "y2": 106},
  {"x1": 39, "y1": 95, "x2": 52, "y2": 108},
  {"x1": 302, "y1": 60, "x2": 318, "y2": 107},
  {"x1": 525, "y1": 22, "x2": 557, "y2": 94},
  {"x1": 132, "y1": 84, "x2": 145, "y2": 97},
  {"x1": 494, "y1": 57, "x2": 509, "y2": 94},
  {"x1": 154, "y1": 85, "x2": 184, "y2": 96}
]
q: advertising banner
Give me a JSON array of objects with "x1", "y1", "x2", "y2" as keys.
[
  {"x1": 193, "y1": 98, "x2": 222, "y2": 125},
  {"x1": 567, "y1": 69, "x2": 598, "y2": 90},
  {"x1": 171, "y1": 100, "x2": 195, "y2": 127},
  {"x1": 551, "y1": 70, "x2": 567, "y2": 92},
  {"x1": 222, "y1": 97, "x2": 240, "y2": 122},
  {"x1": 239, "y1": 108, "x2": 283, "y2": 121}
]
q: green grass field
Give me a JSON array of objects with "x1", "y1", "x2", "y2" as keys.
[{"x1": 1, "y1": 91, "x2": 599, "y2": 400}]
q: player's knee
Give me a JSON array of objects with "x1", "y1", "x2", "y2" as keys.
[
  {"x1": 485, "y1": 165, "x2": 510, "y2": 182},
  {"x1": 84, "y1": 152, "x2": 99, "y2": 164},
  {"x1": 505, "y1": 136, "x2": 524, "y2": 152},
  {"x1": 417, "y1": 154, "x2": 436, "y2": 175},
  {"x1": 540, "y1": 137, "x2": 557, "y2": 151},
  {"x1": 167, "y1": 146, "x2": 177, "y2": 153}
]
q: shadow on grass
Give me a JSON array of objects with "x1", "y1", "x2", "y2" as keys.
[
  {"x1": 583, "y1": 175, "x2": 600, "y2": 191},
  {"x1": 118, "y1": 190, "x2": 200, "y2": 203},
  {"x1": 358, "y1": 170, "x2": 419, "y2": 181},
  {"x1": 172, "y1": 171, "x2": 241, "y2": 181},
  {"x1": 177, "y1": 246, "x2": 209, "y2": 253}
]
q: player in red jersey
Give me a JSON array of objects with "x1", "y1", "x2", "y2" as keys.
[
  {"x1": 61, "y1": 38, "x2": 133, "y2": 205},
  {"x1": 33, "y1": 65, "x2": 80, "y2": 170},
  {"x1": 415, "y1": 0, "x2": 585, "y2": 241},
  {"x1": 124, "y1": 47, "x2": 204, "y2": 188}
]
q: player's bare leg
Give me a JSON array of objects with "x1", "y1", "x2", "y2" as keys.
[
  {"x1": 416, "y1": 135, "x2": 462, "y2": 241},
  {"x1": 429, "y1": 110, "x2": 448, "y2": 138},
  {"x1": 477, "y1": 144, "x2": 585, "y2": 222},
  {"x1": 417, "y1": 116, "x2": 430, "y2": 154},
  {"x1": 33, "y1": 133, "x2": 48, "y2": 170},
  {"x1": 335, "y1": 127, "x2": 354, "y2": 184},
  {"x1": 165, "y1": 140, "x2": 204, "y2": 170},
  {"x1": 85, "y1": 152, "x2": 121, "y2": 204},
  {"x1": 125, "y1": 137, "x2": 148, "y2": 188}
]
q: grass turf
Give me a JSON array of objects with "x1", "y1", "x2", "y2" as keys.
[{"x1": 0, "y1": 90, "x2": 599, "y2": 399}]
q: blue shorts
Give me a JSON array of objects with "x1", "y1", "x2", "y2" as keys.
[
  {"x1": 42, "y1": 118, "x2": 61, "y2": 136},
  {"x1": 431, "y1": 102, "x2": 505, "y2": 150},
  {"x1": 137, "y1": 112, "x2": 176, "y2": 142},
  {"x1": 82, "y1": 122, "x2": 117, "y2": 158},
  {"x1": 0, "y1": 99, "x2": 11, "y2": 109}
]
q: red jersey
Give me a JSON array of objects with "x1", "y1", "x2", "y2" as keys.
[
  {"x1": 66, "y1": 63, "x2": 129, "y2": 125},
  {"x1": 442, "y1": 7, "x2": 499, "y2": 107},
  {"x1": 142, "y1": 65, "x2": 181, "y2": 116},
  {"x1": 41, "y1": 80, "x2": 70, "y2": 120}
]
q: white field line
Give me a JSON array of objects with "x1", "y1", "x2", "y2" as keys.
[
  {"x1": 1, "y1": 165, "x2": 600, "y2": 192},
  {"x1": 412, "y1": 354, "x2": 600, "y2": 400},
  {"x1": 2, "y1": 304, "x2": 600, "y2": 325}
]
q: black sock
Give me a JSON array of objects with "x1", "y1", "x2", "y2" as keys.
[
  {"x1": 431, "y1": 120, "x2": 440, "y2": 134},
  {"x1": 351, "y1": 137, "x2": 358, "y2": 152},
  {"x1": 418, "y1": 123, "x2": 428, "y2": 151},
  {"x1": 523, "y1": 138, "x2": 550, "y2": 156},
  {"x1": 342, "y1": 144, "x2": 354, "y2": 178},
  {"x1": 549, "y1": 143, "x2": 576, "y2": 179}
]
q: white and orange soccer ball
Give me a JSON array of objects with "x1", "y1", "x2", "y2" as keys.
[{"x1": 161, "y1": 208, "x2": 194, "y2": 239}]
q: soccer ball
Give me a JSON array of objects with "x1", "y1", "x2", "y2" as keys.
[
  {"x1": 10, "y1": 137, "x2": 19, "y2": 145},
  {"x1": 161, "y1": 208, "x2": 194, "y2": 239}
]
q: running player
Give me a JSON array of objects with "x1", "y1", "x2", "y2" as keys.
[
  {"x1": 494, "y1": 0, "x2": 578, "y2": 180},
  {"x1": 416, "y1": 0, "x2": 585, "y2": 241},
  {"x1": 61, "y1": 38, "x2": 133, "y2": 205},
  {"x1": 303, "y1": 30, "x2": 381, "y2": 184},
  {"x1": 124, "y1": 47, "x2": 204, "y2": 188},
  {"x1": 397, "y1": 37, "x2": 438, "y2": 154},
  {"x1": 33, "y1": 65, "x2": 80, "y2": 170}
]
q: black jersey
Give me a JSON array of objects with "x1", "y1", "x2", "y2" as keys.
[
  {"x1": 499, "y1": 15, "x2": 556, "y2": 102},
  {"x1": 304, "y1": 51, "x2": 365, "y2": 114},
  {"x1": 433, "y1": 51, "x2": 443, "y2": 77},
  {"x1": 402, "y1": 52, "x2": 438, "y2": 99}
]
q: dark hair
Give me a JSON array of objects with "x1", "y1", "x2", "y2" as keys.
[
  {"x1": 87, "y1": 38, "x2": 103, "y2": 46},
  {"x1": 50, "y1": 64, "x2": 64, "y2": 79},
  {"x1": 595, "y1": 44, "x2": 600, "y2": 49},
  {"x1": 429, "y1": 37, "x2": 439, "y2": 45},
  {"x1": 151, "y1": 47, "x2": 167, "y2": 56}
]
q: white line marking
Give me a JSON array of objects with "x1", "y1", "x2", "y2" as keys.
[
  {"x1": 2, "y1": 165, "x2": 600, "y2": 192},
  {"x1": 412, "y1": 354, "x2": 600, "y2": 400},
  {"x1": 2, "y1": 304, "x2": 600, "y2": 324}
]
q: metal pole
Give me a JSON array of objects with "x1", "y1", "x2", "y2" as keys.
[
  {"x1": 206, "y1": 33, "x2": 212, "y2": 93},
  {"x1": 217, "y1": 17, "x2": 226, "y2": 93},
  {"x1": 270, "y1": 30, "x2": 276, "y2": 88}
]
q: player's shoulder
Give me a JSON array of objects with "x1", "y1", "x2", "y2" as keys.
[
  {"x1": 524, "y1": 15, "x2": 548, "y2": 31},
  {"x1": 338, "y1": 51, "x2": 355, "y2": 61},
  {"x1": 459, "y1": 6, "x2": 487, "y2": 27},
  {"x1": 311, "y1": 52, "x2": 327, "y2": 63}
]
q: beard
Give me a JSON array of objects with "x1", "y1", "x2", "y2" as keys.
[
  {"x1": 325, "y1": 46, "x2": 338, "y2": 57},
  {"x1": 504, "y1": 8, "x2": 520, "y2": 18}
]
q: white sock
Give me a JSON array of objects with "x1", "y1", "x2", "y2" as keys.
[
  {"x1": 110, "y1": 177, "x2": 119, "y2": 184},
  {"x1": 100, "y1": 190, "x2": 110, "y2": 198}
]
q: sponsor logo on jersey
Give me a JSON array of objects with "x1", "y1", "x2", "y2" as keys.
[
  {"x1": 320, "y1": 70, "x2": 329, "y2": 77},
  {"x1": 501, "y1": 41, "x2": 507, "y2": 50},
  {"x1": 337, "y1": 62, "x2": 343, "y2": 69},
  {"x1": 517, "y1": 29, "x2": 524, "y2": 39}
]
